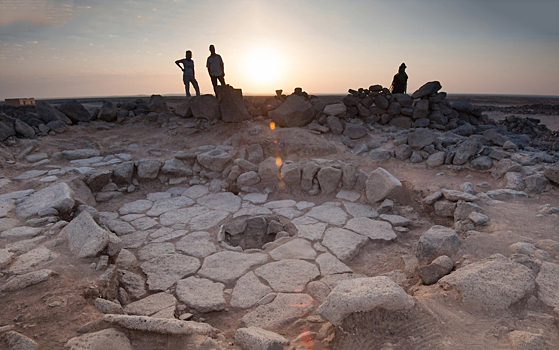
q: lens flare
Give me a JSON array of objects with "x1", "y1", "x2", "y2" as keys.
[
  {"x1": 270, "y1": 122, "x2": 276, "y2": 130},
  {"x1": 275, "y1": 156, "x2": 282, "y2": 167}
]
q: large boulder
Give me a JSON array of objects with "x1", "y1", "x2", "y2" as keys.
[
  {"x1": 343, "y1": 123, "x2": 368, "y2": 139},
  {"x1": 453, "y1": 137, "x2": 482, "y2": 165},
  {"x1": 365, "y1": 167, "x2": 402, "y2": 204},
  {"x1": 57, "y1": 100, "x2": 92, "y2": 123},
  {"x1": 544, "y1": 162, "x2": 559, "y2": 185},
  {"x1": 66, "y1": 328, "x2": 133, "y2": 350},
  {"x1": 15, "y1": 182, "x2": 75, "y2": 219},
  {"x1": 317, "y1": 276, "x2": 414, "y2": 326},
  {"x1": 36, "y1": 101, "x2": 72, "y2": 124},
  {"x1": 190, "y1": 95, "x2": 220, "y2": 121},
  {"x1": 416, "y1": 225, "x2": 461, "y2": 264},
  {"x1": 216, "y1": 85, "x2": 250, "y2": 123},
  {"x1": 174, "y1": 101, "x2": 192, "y2": 117},
  {"x1": 0, "y1": 115, "x2": 16, "y2": 140},
  {"x1": 148, "y1": 95, "x2": 168, "y2": 113},
  {"x1": 97, "y1": 101, "x2": 118, "y2": 122},
  {"x1": 235, "y1": 327, "x2": 289, "y2": 350},
  {"x1": 317, "y1": 166, "x2": 342, "y2": 195},
  {"x1": 268, "y1": 95, "x2": 314, "y2": 127},
  {"x1": 197, "y1": 149, "x2": 232, "y2": 172},
  {"x1": 62, "y1": 211, "x2": 109, "y2": 258},
  {"x1": 14, "y1": 119, "x2": 36, "y2": 138},
  {"x1": 411, "y1": 81, "x2": 442, "y2": 99},
  {"x1": 407, "y1": 128, "x2": 436, "y2": 149},
  {"x1": 323, "y1": 103, "x2": 346, "y2": 117},
  {"x1": 438, "y1": 254, "x2": 535, "y2": 310},
  {"x1": 535, "y1": 261, "x2": 559, "y2": 308}
]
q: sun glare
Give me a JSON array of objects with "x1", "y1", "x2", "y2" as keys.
[{"x1": 243, "y1": 46, "x2": 283, "y2": 85}]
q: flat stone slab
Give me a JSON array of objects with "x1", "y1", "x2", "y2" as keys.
[
  {"x1": 176, "y1": 276, "x2": 225, "y2": 312},
  {"x1": 243, "y1": 193, "x2": 268, "y2": 204},
  {"x1": 130, "y1": 217, "x2": 158, "y2": 231},
  {"x1": 149, "y1": 228, "x2": 188, "y2": 243},
  {"x1": 15, "y1": 183, "x2": 74, "y2": 219},
  {"x1": 291, "y1": 216, "x2": 328, "y2": 241},
  {"x1": 0, "y1": 226, "x2": 42, "y2": 239},
  {"x1": 102, "y1": 314, "x2": 218, "y2": 336},
  {"x1": 269, "y1": 239, "x2": 317, "y2": 260},
  {"x1": 273, "y1": 207, "x2": 303, "y2": 219},
  {"x1": 7, "y1": 246, "x2": 58, "y2": 274},
  {"x1": 182, "y1": 185, "x2": 209, "y2": 199},
  {"x1": 159, "y1": 206, "x2": 209, "y2": 226},
  {"x1": 198, "y1": 251, "x2": 269, "y2": 284},
  {"x1": 118, "y1": 270, "x2": 147, "y2": 300},
  {"x1": 0, "y1": 218, "x2": 22, "y2": 232},
  {"x1": 342, "y1": 201, "x2": 379, "y2": 218},
  {"x1": 263, "y1": 200, "x2": 296, "y2": 209},
  {"x1": 379, "y1": 214, "x2": 410, "y2": 227},
  {"x1": 241, "y1": 293, "x2": 314, "y2": 329},
  {"x1": 316, "y1": 253, "x2": 353, "y2": 276},
  {"x1": 0, "y1": 249, "x2": 15, "y2": 269},
  {"x1": 306, "y1": 204, "x2": 348, "y2": 226},
  {"x1": 63, "y1": 212, "x2": 109, "y2": 258},
  {"x1": 344, "y1": 217, "x2": 397, "y2": 241},
  {"x1": 188, "y1": 210, "x2": 229, "y2": 230},
  {"x1": 146, "y1": 197, "x2": 195, "y2": 216},
  {"x1": 486, "y1": 189, "x2": 528, "y2": 200},
  {"x1": 119, "y1": 200, "x2": 153, "y2": 215},
  {"x1": 13, "y1": 170, "x2": 48, "y2": 180},
  {"x1": 336, "y1": 190, "x2": 361, "y2": 202},
  {"x1": 255, "y1": 259, "x2": 320, "y2": 293},
  {"x1": 233, "y1": 205, "x2": 273, "y2": 218},
  {"x1": 120, "y1": 231, "x2": 149, "y2": 249},
  {"x1": 230, "y1": 271, "x2": 272, "y2": 309},
  {"x1": 0, "y1": 189, "x2": 34, "y2": 201},
  {"x1": 322, "y1": 227, "x2": 368, "y2": 261},
  {"x1": 105, "y1": 219, "x2": 135, "y2": 236},
  {"x1": 0, "y1": 269, "x2": 54, "y2": 292},
  {"x1": 124, "y1": 292, "x2": 177, "y2": 316},
  {"x1": 197, "y1": 192, "x2": 241, "y2": 213},
  {"x1": 138, "y1": 243, "x2": 175, "y2": 261},
  {"x1": 140, "y1": 254, "x2": 200, "y2": 291},
  {"x1": 441, "y1": 189, "x2": 477, "y2": 202},
  {"x1": 175, "y1": 231, "x2": 217, "y2": 259}
]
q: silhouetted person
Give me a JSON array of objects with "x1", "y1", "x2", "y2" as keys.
[
  {"x1": 206, "y1": 45, "x2": 225, "y2": 96},
  {"x1": 391, "y1": 63, "x2": 408, "y2": 94},
  {"x1": 175, "y1": 50, "x2": 200, "y2": 99}
]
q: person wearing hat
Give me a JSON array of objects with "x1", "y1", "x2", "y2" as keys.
[{"x1": 391, "y1": 63, "x2": 408, "y2": 94}]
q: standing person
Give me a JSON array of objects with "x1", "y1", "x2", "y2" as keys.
[
  {"x1": 206, "y1": 44, "x2": 226, "y2": 96},
  {"x1": 175, "y1": 50, "x2": 200, "y2": 99},
  {"x1": 391, "y1": 63, "x2": 408, "y2": 94}
]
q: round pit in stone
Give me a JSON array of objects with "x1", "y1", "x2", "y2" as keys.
[{"x1": 221, "y1": 215, "x2": 288, "y2": 250}]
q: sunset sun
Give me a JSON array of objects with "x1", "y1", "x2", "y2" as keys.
[{"x1": 243, "y1": 46, "x2": 283, "y2": 85}]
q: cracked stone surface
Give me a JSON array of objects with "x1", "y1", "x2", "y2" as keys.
[
  {"x1": 344, "y1": 217, "x2": 397, "y2": 241},
  {"x1": 269, "y1": 239, "x2": 317, "y2": 260},
  {"x1": 198, "y1": 251, "x2": 269, "y2": 284},
  {"x1": 255, "y1": 259, "x2": 320, "y2": 293},
  {"x1": 140, "y1": 254, "x2": 200, "y2": 291},
  {"x1": 241, "y1": 293, "x2": 315, "y2": 329},
  {"x1": 306, "y1": 204, "x2": 348, "y2": 226},
  {"x1": 175, "y1": 231, "x2": 217, "y2": 259},
  {"x1": 230, "y1": 271, "x2": 272, "y2": 309},
  {"x1": 322, "y1": 227, "x2": 368, "y2": 261},
  {"x1": 176, "y1": 276, "x2": 226, "y2": 312}
]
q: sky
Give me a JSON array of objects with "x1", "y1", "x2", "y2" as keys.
[{"x1": 1, "y1": 0, "x2": 558, "y2": 99}]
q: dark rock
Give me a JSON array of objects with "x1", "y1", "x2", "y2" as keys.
[
  {"x1": 408, "y1": 128, "x2": 437, "y2": 149},
  {"x1": 216, "y1": 86, "x2": 250, "y2": 123},
  {"x1": 470, "y1": 156, "x2": 493, "y2": 170},
  {"x1": 47, "y1": 120, "x2": 68, "y2": 133},
  {"x1": 326, "y1": 116, "x2": 344, "y2": 135},
  {"x1": 388, "y1": 116, "x2": 412, "y2": 129},
  {"x1": 343, "y1": 123, "x2": 368, "y2": 139},
  {"x1": 58, "y1": 100, "x2": 92, "y2": 123},
  {"x1": 411, "y1": 81, "x2": 442, "y2": 99},
  {"x1": 412, "y1": 100, "x2": 429, "y2": 120},
  {"x1": 544, "y1": 162, "x2": 559, "y2": 185},
  {"x1": 387, "y1": 102, "x2": 401, "y2": 115},
  {"x1": 374, "y1": 95, "x2": 389, "y2": 109},
  {"x1": 0, "y1": 117, "x2": 15, "y2": 141},
  {"x1": 453, "y1": 137, "x2": 482, "y2": 165},
  {"x1": 14, "y1": 119, "x2": 36, "y2": 138},
  {"x1": 98, "y1": 101, "x2": 118, "y2": 122},
  {"x1": 342, "y1": 95, "x2": 359, "y2": 107},
  {"x1": 36, "y1": 101, "x2": 72, "y2": 125},
  {"x1": 148, "y1": 95, "x2": 168, "y2": 113},
  {"x1": 191, "y1": 95, "x2": 220, "y2": 121},
  {"x1": 419, "y1": 255, "x2": 453, "y2": 285},
  {"x1": 268, "y1": 95, "x2": 314, "y2": 127},
  {"x1": 429, "y1": 110, "x2": 447, "y2": 125}
]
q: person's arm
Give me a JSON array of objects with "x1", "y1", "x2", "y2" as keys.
[
  {"x1": 220, "y1": 56, "x2": 225, "y2": 76},
  {"x1": 175, "y1": 60, "x2": 184, "y2": 71}
]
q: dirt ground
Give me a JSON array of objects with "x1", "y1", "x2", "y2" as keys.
[{"x1": 0, "y1": 94, "x2": 558, "y2": 349}]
